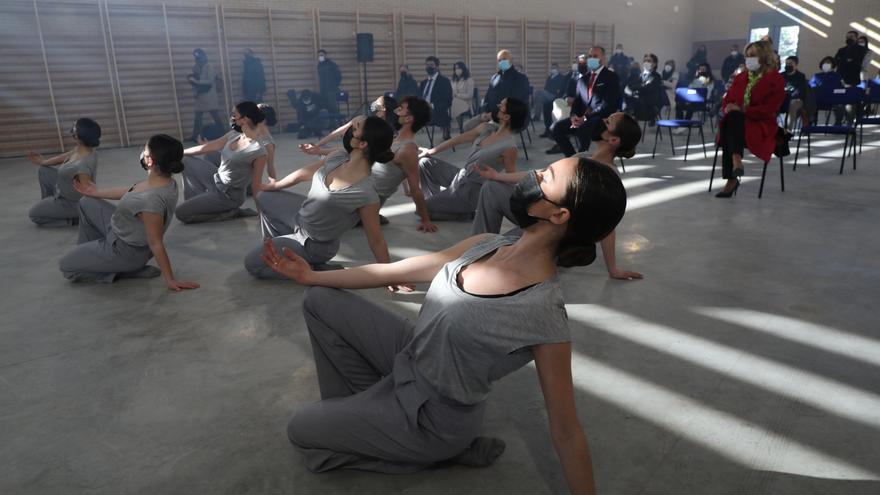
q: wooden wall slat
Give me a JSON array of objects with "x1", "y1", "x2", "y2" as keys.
[
  {"x1": 318, "y1": 12, "x2": 361, "y2": 115},
  {"x1": 358, "y1": 13, "x2": 396, "y2": 99},
  {"x1": 270, "y1": 9, "x2": 316, "y2": 127},
  {"x1": 468, "y1": 18, "x2": 498, "y2": 91}
]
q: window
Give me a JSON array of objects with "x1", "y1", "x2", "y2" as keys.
[
  {"x1": 750, "y1": 27, "x2": 770, "y2": 42},
  {"x1": 778, "y1": 25, "x2": 800, "y2": 60}
]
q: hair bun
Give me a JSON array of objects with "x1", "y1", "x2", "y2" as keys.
[
  {"x1": 556, "y1": 243, "x2": 597, "y2": 268},
  {"x1": 617, "y1": 147, "x2": 636, "y2": 159},
  {"x1": 375, "y1": 150, "x2": 396, "y2": 164},
  {"x1": 166, "y1": 160, "x2": 185, "y2": 174}
]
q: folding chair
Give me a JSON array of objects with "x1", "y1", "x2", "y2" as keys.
[
  {"x1": 793, "y1": 86, "x2": 863, "y2": 174},
  {"x1": 858, "y1": 78, "x2": 880, "y2": 154},
  {"x1": 327, "y1": 90, "x2": 350, "y2": 127},
  {"x1": 423, "y1": 107, "x2": 453, "y2": 149},
  {"x1": 652, "y1": 88, "x2": 709, "y2": 161},
  {"x1": 708, "y1": 145, "x2": 785, "y2": 199}
]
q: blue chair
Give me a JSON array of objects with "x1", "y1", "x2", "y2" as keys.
[
  {"x1": 793, "y1": 86, "x2": 863, "y2": 174},
  {"x1": 858, "y1": 78, "x2": 880, "y2": 154},
  {"x1": 651, "y1": 87, "x2": 709, "y2": 161}
]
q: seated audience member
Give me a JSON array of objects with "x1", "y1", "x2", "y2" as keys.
[
  {"x1": 451, "y1": 61, "x2": 476, "y2": 133},
  {"x1": 396, "y1": 65, "x2": 420, "y2": 99},
  {"x1": 295, "y1": 90, "x2": 329, "y2": 139},
  {"x1": 533, "y1": 63, "x2": 568, "y2": 136},
  {"x1": 782, "y1": 56, "x2": 808, "y2": 131},
  {"x1": 675, "y1": 62, "x2": 715, "y2": 126},
  {"x1": 420, "y1": 56, "x2": 454, "y2": 141},
  {"x1": 660, "y1": 59, "x2": 679, "y2": 117},
  {"x1": 624, "y1": 53, "x2": 663, "y2": 122},
  {"x1": 810, "y1": 56, "x2": 846, "y2": 125}
]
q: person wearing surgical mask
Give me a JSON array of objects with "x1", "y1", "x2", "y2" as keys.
[
  {"x1": 534, "y1": 63, "x2": 568, "y2": 137},
  {"x1": 857, "y1": 36, "x2": 873, "y2": 82},
  {"x1": 396, "y1": 64, "x2": 419, "y2": 99},
  {"x1": 659, "y1": 59, "x2": 679, "y2": 118},
  {"x1": 809, "y1": 56, "x2": 846, "y2": 125},
  {"x1": 782, "y1": 56, "x2": 807, "y2": 131},
  {"x1": 462, "y1": 49, "x2": 530, "y2": 133},
  {"x1": 623, "y1": 53, "x2": 663, "y2": 122},
  {"x1": 316, "y1": 49, "x2": 342, "y2": 114},
  {"x1": 722, "y1": 44, "x2": 745, "y2": 82},
  {"x1": 714, "y1": 40, "x2": 785, "y2": 198}
]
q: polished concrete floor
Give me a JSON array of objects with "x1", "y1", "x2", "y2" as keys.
[{"x1": 2, "y1": 124, "x2": 880, "y2": 495}]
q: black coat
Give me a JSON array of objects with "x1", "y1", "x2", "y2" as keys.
[
  {"x1": 721, "y1": 53, "x2": 745, "y2": 82},
  {"x1": 242, "y1": 56, "x2": 266, "y2": 96},
  {"x1": 419, "y1": 74, "x2": 453, "y2": 125},
  {"x1": 834, "y1": 43, "x2": 868, "y2": 86},
  {"x1": 544, "y1": 73, "x2": 568, "y2": 99},
  {"x1": 396, "y1": 74, "x2": 419, "y2": 99},
  {"x1": 482, "y1": 67, "x2": 530, "y2": 112},
  {"x1": 317, "y1": 59, "x2": 342, "y2": 94},
  {"x1": 570, "y1": 67, "x2": 620, "y2": 119}
]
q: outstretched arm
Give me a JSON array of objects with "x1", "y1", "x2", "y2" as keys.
[
  {"x1": 73, "y1": 179, "x2": 129, "y2": 200},
  {"x1": 28, "y1": 150, "x2": 73, "y2": 167},
  {"x1": 142, "y1": 212, "x2": 200, "y2": 292},
  {"x1": 260, "y1": 233, "x2": 491, "y2": 288},
  {"x1": 533, "y1": 342, "x2": 597, "y2": 495},
  {"x1": 420, "y1": 124, "x2": 484, "y2": 157},
  {"x1": 398, "y1": 146, "x2": 437, "y2": 233},
  {"x1": 599, "y1": 229, "x2": 643, "y2": 280},
  {"x1": 184, "y1": 134, "x2": 229, "y2": 156},
  {"x1": 260, "y1": 157, "x2": 325, "y2": 191}
]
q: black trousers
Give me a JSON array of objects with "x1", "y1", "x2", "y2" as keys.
[
  {"x1": 551, "y1": 116, "x2": 599, "y2": 157},
  {"x1": 719, "y1": 110, "x2": 745, "y2": 180}
]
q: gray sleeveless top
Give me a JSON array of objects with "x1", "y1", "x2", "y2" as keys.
[
  {"x1": 56, "y1": 152, "x2": 98, "y2": 201},
  {"x1": 110, "y1": 181, "x2": 179, "y2": 247},
  {"x1": 292, "y1": 151, "x2": 380, "y2": 243},
  {"x1": 213, "y1": 132, "x2": 267, "y2": 193},
  {"x1": 407, "y1": 234, "x2": 570, "y2": 405},
  {"x1": 462, "y1": 123, "x2": 515, "y2": 179},
  {"x1": 371, "y1": 139, "x2": 416, "y2": 199}
]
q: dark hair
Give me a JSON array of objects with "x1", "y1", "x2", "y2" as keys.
[
  {"x1": 556, "y1": 158, "x2": 627, "y2": 267},
  {"x1": 847, "y1": 30, "x2": 859, "y2": 37},
  {"x1": 401, "y1": 96, "x2": 432, "y2": 132},
  {"x1": 453, "y1": 61, "x2": 470, "y2": 81},
  {"x1": 235, "y1": 101, "x2": 266, "y2": 126},
  {"x1": 193, "y1": 48, "x2": 206, "y2": 59},
  {"x1": 425, "y1": 56, "x2": 440, "y2": 66},
  {"x1": 786, "y1": 56, "x2": 799, "y2": 64},
  {"x1": 318, "y1": 49, "x2": 327, "y2": 56},
  {"x1": 643, "y1": 53, "x2": 658, "y2": 66},
  {"x1": 819, "y1": 56, "x2": 835, "y2": 68},
  {"x1": 147, "y1": 134, "x2": 184, "y2": 175},
  {"x1": 257, "y1": 103, "x2": 277, "y2": 126},
  {"x1": 360, "y1": 116, "x2": 395, "y2": 163},
  {"x1": 698, "y1": 62, "x2": 714, "y2": 80},
  {"x1": 502, "y1": 97, "x2": 529, "y2": 132},
  {"x1": 380, "y1": 96, "x2": 399, "y2": 129},
  {"x1": 858, "y1": 36, "x2": 869, "y2": 47},
  {"x1": 664, "y1": 60, "x2": 676, "y2": 69},
  {"x1": 72, "y1": 118, "x2": 101, "y2": 148},
  {"x1": 592, "y1": 46, "x2": 606, "y2": 55},
  {"x1": 611, "y1": 114, "x2": 641, "y2": 158}
]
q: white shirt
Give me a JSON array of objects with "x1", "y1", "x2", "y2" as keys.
[{"x1": 423, "y1": 73, "x2": 439, "y2": 102}]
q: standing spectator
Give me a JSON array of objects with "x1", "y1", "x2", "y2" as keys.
[
  {"x1": 295, "y1": 90, "x2": 329, "y2": 139},
  {"x1": 451, "y1": 61, "x2": 475, "y2": 133},
  {"x1": 186, "y1": 48, "x2": 224, "y2": 143},
  {"x1": 660, "y1": 59, "x2": 679, "y2": 118},
  {"x1": 463, "y1": 50, "x2": 530, "y2": 132},
  {"x1": 857, "y1": 36, "x2": 872, "y2": 82},
  {"x1": 721, "y1": 44, "x2": 745, "y2": 82},
  {"x1": 396, "y1": 64, "x2": 419, "y2": 99},
  {"x1": 317, "y1": 49, "x2": 342, "y2": 113},
  {"x1": 547, "y1": 45, "x2": 620, "y2": 157},
  {"x1": 625, "y1": 53, "x2": 663, "y2": 122},
  {"x1": 609, "y1": 43, "x2": 632, "y2": 92},
  {"x1": 241, "y1": 48, "x2": 266, "y2": 103},
  {"x1": 782, "y1": 56, "x2": 807, "y2": 131},
  {"x1": 533, "y1": 63, "x2": 568, "y2": 137},
  {"x1": 835, "y1": 30, "x2": 868, "y2": 87},
  {"x1": 419, "y1": 56, "x2": 453, "y2": 140},
  {"x1": 685, "y1": 45, "x2": 708, "y2": 84}
]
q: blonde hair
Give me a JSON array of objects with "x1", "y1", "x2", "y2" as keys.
[{"x1": 745, "y1": 40, "x2": 778, "y2": 73}]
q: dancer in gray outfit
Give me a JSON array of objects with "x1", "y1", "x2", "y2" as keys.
[
  {"x1": 27, "y1": 118, "x2": 101, "y2": 227},
  {"x1": 259, "y1": 156, "x2": 628, "y2": 495},
  {"x1": 244, "y1": 116, "x2": 399, "y2": 279},
  {"x1": 417, "y1": 97, "x2": 527, "y2": 220},
  {"x1": 176, "y1": 102, "x2": 269, "y2": 223},
  {"x1": 59, "y1": 134, "x2": 199, "y2": 290}
]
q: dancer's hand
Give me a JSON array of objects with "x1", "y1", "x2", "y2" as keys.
[
  {"x1": 570, "y1": 115, "x2": 585, "y2": 128},
  {"x1": 298, "y1": 143, "x2": 322, "y2": 155},
  {"x1": 261, "y1": 237, "x2": 313, "y2": 284},
  {"x1": 476, "y1": 164, "x2": 499, "y2": 181},
  {"x1": 417, "y1": 220, "x2": 438, "y2": 233},
  {"x1": 417, "y1": 147, "x2": 433, "y2": 159},
  {"x1": 27, "y1": 152, "x2": 44, "y2": 165},
  {"x1": 609, "y1": 268, "x2": 643, "y2": 281},
  {"x1": 167, "y1": 279, "x2": 200, "y2": 291},
  {"x1": 72, "y1": 180, "x2": 98, "y2": 197},
  {"x1": 388, "y1": 284, "x2": 416, "y2": 293}
]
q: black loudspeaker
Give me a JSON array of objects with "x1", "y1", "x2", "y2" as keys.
[{"x1": 356, "y1": 33, "x2": 374, "y2": 63}]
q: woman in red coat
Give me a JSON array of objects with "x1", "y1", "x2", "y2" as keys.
[{"x1": 716, "y1": 40, "x2": 786, "y2": 197}]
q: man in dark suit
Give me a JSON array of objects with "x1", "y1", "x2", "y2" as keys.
[
  {"x1": 721, "y1": 44, "x2": 745, "y2": 83},
  {"x1": 463, "y1": 50, "x2": 531, "y2": 132},
  {"x1": 835, "y1": 30, "x2": 868, "y2": 86},
  {"x1": 419, "y1": 56, "x2": 453, "y2": 140},
  {"x1": 548, "y1": 46, "x2": 620, "y2": 156}
]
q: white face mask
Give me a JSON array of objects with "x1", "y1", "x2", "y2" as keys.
[
  {"x1": 642, "y1": 62, "x2": 653, "y2": 71},
  {"x1": 745, "y1": 57, "x2": 760, "y2": 72},
  {"x1": 318, "y1": 55, "x2": 326, "y2": 62},
  {"x1": 615, "y1": 49, "x2": 623, "y2": 54},
  {"x1": 821, "y1": 63, "x2": 832, "y2": 73},
  {"x1": 731, "y1": 50, "x2": 738, "y2": 56},
  {"x1": 571, "y1": 63, "x2": 578, "y2": 72},
  {"x1": 859, "y1": 42, "x2": 867, "y2": 47},
  {"x1": 664, "y1": 64, "x2": 673, "y2": 72}
]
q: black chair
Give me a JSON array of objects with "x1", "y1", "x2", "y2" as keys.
[
  {"x1": 709, "y1": 146, "x2": 785, "y2": 199},
  {"x1": 857, "y1": 78, "x2": 880, "y2": 154},
  {"x1": 326, "y1": 90, "x2": 350, "y2": 127},
  {"x1": 423, "y1": 107, "x2": 453, "y2": 149},
  {"x1": 472, "y1": 87, "x2": 481, "y2": 115},
  {"x1": 793, "y1": 86, "x2": 863, "y2": 174},
  {"x1": 652, "y1": 88, "x2": 709, "y2": 161}
]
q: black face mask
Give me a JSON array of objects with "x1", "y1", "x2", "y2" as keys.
[
  {"x1": 577, "y1": 64, "x2": 589, "y2": 76},
  {"x1": 426, "y1": 67, "x2": 436, "y2": 76},
  {"x1": 785, "y1": 65, "x2": 794, "y2": 73},
  {"x1": 846, "y1": 38, "x2": 855, "y2": 45},
  {"x1": 230, "y1": 116, "x2": 242, "y2": 133},
  {"x1": 510, "y1": 171, "x2": 560, "y2": 228},
  {"x1": 342, "y1": 127, "x2": 355, "y2": 154},
  {"x1": 591, "y1": 118, "x2": 608, "y2": 142},
  {"x1": 139, "y1": 151, "x2": 149, "y2": 171},
  {"x1": 400, "y1": 71, "x2": 407, "y2": 77}
]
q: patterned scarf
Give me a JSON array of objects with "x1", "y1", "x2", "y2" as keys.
[{"x1": 744, "y1": 71, "x2": 763, "y2": 107}]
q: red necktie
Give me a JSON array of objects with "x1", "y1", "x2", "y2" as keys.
[{"x1": 588, "y1": 73, "x2": 597, "y2": 99}]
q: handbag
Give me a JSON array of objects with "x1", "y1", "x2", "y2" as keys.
[{"x1": 774, "y1": 126, "x2": 792, "y2": 157}]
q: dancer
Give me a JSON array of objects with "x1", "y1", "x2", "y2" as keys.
[
  {"x1": 260, "y1": 156, "x2": 627, "y2": 495},
  {"x1": 176, "y1": 101, "x2": 268, "y2": 223},
  {"x1": 472, "y1": 111, "x2": 643, "y2": 280},
  {"x1": 244, "y1": 116, "x2": 399, "y2": 279},
  {"x1": 257, "y1": 103, "x2": 277, "y2": 179},
  {"x1": 59, "y1": 134, "x2": 198, "y2": 290},
  {"x1": 298, "y1": 95, "x2": 399, "y2": 156},
  {"x1": 417, "y1": 97, "x2": 527, "y2": 221},
  {"x1": 27, "y1": 118, "x2": 101, "y2": 227}
]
